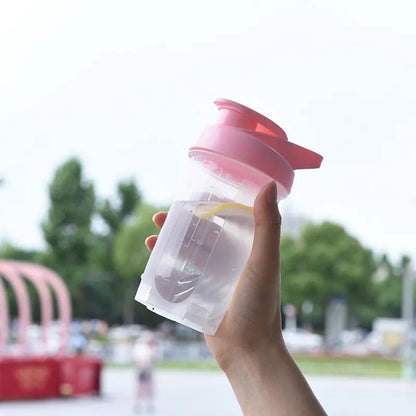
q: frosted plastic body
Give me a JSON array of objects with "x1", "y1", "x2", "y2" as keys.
[
  {"x1": 135, "y1": 156, "x2": 280, "y2": 335},
  {"x1": 135, "y1": 98, "x2": 323, "y2": 334}
]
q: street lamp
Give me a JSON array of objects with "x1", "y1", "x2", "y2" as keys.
[{"x1": 402, "y1": 267, "x2": 415, "y2": 380}]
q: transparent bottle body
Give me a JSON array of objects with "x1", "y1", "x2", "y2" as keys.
[{"x1": 135, "y1": 155, "x2": 284, "y2": 334}]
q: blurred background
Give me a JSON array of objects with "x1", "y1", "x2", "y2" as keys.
[{"x1": 1, "y1": 0, "x2": 415, "y2": 415}]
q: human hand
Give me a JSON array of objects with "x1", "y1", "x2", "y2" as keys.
[
  {"x1": 146, "y1": 181, "x2": 283, "y2": 366},
  {"x1": 146, "y1": 182, "x2": 326, "y2": 415},
  {"x1": 203, "y1": 181, "x2": 283, "y2": 368}
]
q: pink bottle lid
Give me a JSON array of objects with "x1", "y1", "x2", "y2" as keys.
[{"x1": 189, "y1": 98, "x2": 323, "y2": 196}]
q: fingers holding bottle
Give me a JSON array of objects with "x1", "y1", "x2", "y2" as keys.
[
  {"x1": 145, "y1": 211, "x2": 169, "y2": 251},
  {"x1": 152, "y1": 212, "x2": 168, "y2": 228}
]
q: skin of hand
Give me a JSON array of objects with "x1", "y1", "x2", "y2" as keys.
[{"x1": 145, "y1": 181, "x2": 327, "y2": 416}]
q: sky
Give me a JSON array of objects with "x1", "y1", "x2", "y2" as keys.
[{"x1": 0, "y1": 0, "x2": 415, "y2": 264}]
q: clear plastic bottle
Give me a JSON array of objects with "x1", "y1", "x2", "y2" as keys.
[{"x1": 135, "y1": 99, "x2": 323, "y2": 335}]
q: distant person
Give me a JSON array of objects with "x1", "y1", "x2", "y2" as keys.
[
  {"x1": 133, "y1": 332, "x2": 158, "y2": 414},
  {"x1": 146, "y1": 182, "x2": 327, "y2": 415}
]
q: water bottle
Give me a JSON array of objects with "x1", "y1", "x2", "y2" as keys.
[{"x1": 135, "y1": 98, "x2": 323, "y2": 335}]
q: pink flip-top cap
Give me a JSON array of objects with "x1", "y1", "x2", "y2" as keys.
[{"x1": 189, "y1": 98, "x2": 323, "y2": 195}]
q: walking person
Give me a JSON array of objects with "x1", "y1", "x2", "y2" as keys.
[{"x1": 133, "y1": 332, "x2": 158, "y2": 414}]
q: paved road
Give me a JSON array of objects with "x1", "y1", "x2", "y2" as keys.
[{"x1": 1, "y1": 368, "x2": 415, "y2": 415}]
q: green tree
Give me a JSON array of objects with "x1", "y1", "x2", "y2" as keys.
[
  {"x1": 93, "y1": 179, "x2": 141, "y2": 274},
  {"x1": 281, "y1": 221, "x2": 377, "y2": 330},
  {"x1": 99, "y1": 180, "x2": 141, "y2": 234},
  {"x1": 90, "y1": 179, "x2": 142, "y2": 322},
  {"x1": 41, "y1": 157, "x2": 96, "y2": 317},
  {"x1": 41, "y1": 158, "x2": 144, "y2": 322},
  {"x1": 113, "y1": 203, "x2": 164, "y2": 326}
]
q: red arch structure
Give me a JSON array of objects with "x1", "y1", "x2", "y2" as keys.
[{"x1": 0, "y1": 260, "x2": 101, "y2": 400}]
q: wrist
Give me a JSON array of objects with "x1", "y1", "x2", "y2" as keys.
[
  {"x1": 222, "y1": 336, "x2": 288, "y2": 377},
  {"x1": 222, "y1": 340, "x2": 290, "y2": 415},
  {"x1": 222, "y1": 338, "x2": 327, "y2": 416}
]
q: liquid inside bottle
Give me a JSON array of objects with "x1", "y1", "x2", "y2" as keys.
[{"x1": 153, "y1": 200, "x2": 254, "y2": 305}]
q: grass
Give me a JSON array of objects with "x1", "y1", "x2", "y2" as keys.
[
  {"x1": 157, "y1": 360, "x2": 219, "y2": 371},
  {"x1": 293, "y1": 355, "x2": 403, "y2": 378},
  {"x1": 155, "y1": 355, "x2": 409, "y2": 378}
]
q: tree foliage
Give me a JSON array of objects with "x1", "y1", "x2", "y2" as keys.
[
  {"x1": 87, "y1": 178, "x2": 143, "y2": 323},
  {"x1": 41, "y1": 158, "x2": 96, "y2": 317},
  {"x1": 113, "y1": 203, "x2": 164, "y2": 326},
  {"x1": 98, "y1": 180, "x2": 141, "y2": 235},
  {"x1": 281, "y1": 221, "x2": 377, "y2": 330},
  {"x1": 39, "y1": 158, "x2": 146, "y2": 322}
]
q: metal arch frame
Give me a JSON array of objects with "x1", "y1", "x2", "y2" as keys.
[{"x1": 0, "y1": 260, "x2": 72, "y2": 358}]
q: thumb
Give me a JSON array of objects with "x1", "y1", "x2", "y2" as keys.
[
  {"x1": 226, "y1": 181, "x2": 282, "y2": 324},
  {"x1": 245, "y1": 181, "x2": 281, "y2": 287}
]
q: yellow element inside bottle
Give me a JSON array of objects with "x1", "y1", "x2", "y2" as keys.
[{"x1": 191, "y1": 201, "x2": 254, "y2": 219}]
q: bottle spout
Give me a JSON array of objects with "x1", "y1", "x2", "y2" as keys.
[{"x1": 273, "y1": 140, "x2": 323, "y2": 170}]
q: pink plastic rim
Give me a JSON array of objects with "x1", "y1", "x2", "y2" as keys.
[{"x1": 188, "y1": 99, "x2": 323, "y2": 196}]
